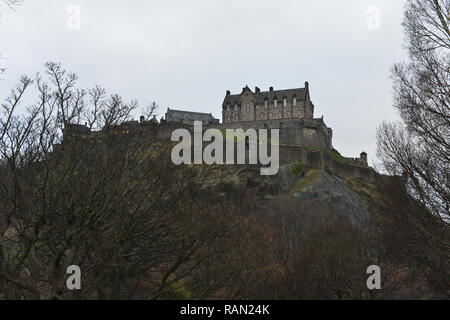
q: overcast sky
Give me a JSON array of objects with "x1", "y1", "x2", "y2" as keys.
[{"x1": 0, "y1": 0, "x2": 408, "y2": 164}]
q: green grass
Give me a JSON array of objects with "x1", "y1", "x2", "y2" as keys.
[
  {"x1": 290, "y1": 169, "x2": 320, "y2": 193},
  {"x1": 290, "y1": 161, "x2": 307, "y2": 176},
  {"x1": 325, "y1": 150, "x2": 355, "y2": 165},
  {"x1": 346, "y1": 178, "x2": 379, "y2": 198},
  {"x1": 306, "y1": 146, "x2": 320, "y2": 152}
]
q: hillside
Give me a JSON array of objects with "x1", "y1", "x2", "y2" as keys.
[{"x1": 1, "y1": 125, "x2": 444, "y2": 300}]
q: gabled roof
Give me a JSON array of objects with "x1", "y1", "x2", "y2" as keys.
[{"x1": 167, "y1": 108, "x2": 214, "y2": 117}]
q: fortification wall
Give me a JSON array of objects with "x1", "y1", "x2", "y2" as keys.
[
  {"x1": 306, "y1": 150, "x2": 376, "y2": 183},
  {"x1": 206, "y1": 118, "x2": 333, "y2": 150},
  {"x1": 140, "y1": 123, "x2": 374, "y2": 182},
  {"x1": 65, "y1": 121, "x2": 375, "y2": 183},
  {"x1": 153, "y1": 118, "x2": 332, "y2": 151},
  {"x1": 279, "y1": 145, "x2": 308, "y2": 165}
]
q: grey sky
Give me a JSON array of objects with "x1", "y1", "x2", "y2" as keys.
[{"x1": 0, "y1": 0, "x2": 408, "y2": 164}]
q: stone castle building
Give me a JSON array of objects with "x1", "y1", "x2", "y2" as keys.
[
  {"x1": 222, "y1": 82, "x2": 314, "y2": 123},
  {"x1": 215, "y1": 83, "x2": 334, "y2": 152},
  {"x1": 165, "y1": 108, "x2": 219, "y2": 125}
]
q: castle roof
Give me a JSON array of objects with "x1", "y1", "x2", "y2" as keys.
[
  {"x1": 165, "y1": 108, "x2": 218, "y2": 123},
  {"x1": 167, "y1": 108, "x2": 214, "y2": 117},
  {"x1": 223, "y1": 85, "x2": 309, "y2": 106}
]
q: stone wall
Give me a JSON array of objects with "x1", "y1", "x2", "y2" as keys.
[
  {"x1": 306, "y1": 150, "x2": 377, "y2": 183},
  {"x1": 206, "y1": 118, "x2": 333, "y2": 150},
  {"x1": 64, "y1": 121, "x2": 375, "y2": 184}
]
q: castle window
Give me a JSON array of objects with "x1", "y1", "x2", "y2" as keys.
[
  {"x1": 235, "y1": 104, "x2": 238, "y2": 111},
  {"x1": 274, "y1": 99, "x2": 278, "y2": 108},
  {"x1": 269, "y1": 112, "x2": 273, "y2": 119},
  {"x1": 278, "y1": 112, "x2": 282, "y2": 118},
  {"x1": 227, "y1": 116, "x2": 231, "y2": 121},
  {"x1": 293, "y1": 97, "x2": 297, "y2": 106},
  {"x1": 283, "y1": 98, "x2": 287, "y2": 107},
  {"x1": 264, "y1": 100, "x2": 268, "y2": 108}
]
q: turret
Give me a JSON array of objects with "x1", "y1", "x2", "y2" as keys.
[{"x1": 359, "y1": 151, "x2": 368, "y2": 166}]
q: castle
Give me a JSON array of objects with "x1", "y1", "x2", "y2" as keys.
[
  {"x1": 222, "y1": 83, "x2": 314, "y2": 123},
  {"x1": 63, "y1": 83, "x2": 374, "y2": 181},
  {"x1": 166, "y1": 83, "x2": 334, "y2": 153},
  {"x1": 163, "y1": 83, "x2": 370, "y2": 173}
]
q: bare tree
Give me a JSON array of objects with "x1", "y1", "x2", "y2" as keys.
[
  {"x1": 378, "y1": 0, "x2": 449, "y2": 221},
  {"x1": 2, "y1": 0, "x2": 24, "y2": 9},
  {"x1": 0, "y1": 62, "x2": 271, "y2": 299},
  {"x1": 0, "y1": 62, "x2": 192, "y2": 299},
  {"x1": 377, "y1": 0, "x2": 449, "y2": 297}
]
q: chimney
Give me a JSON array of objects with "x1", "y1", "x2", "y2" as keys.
[
  {"x1": 140, "y1": 115, "x2": 145, "y2": 123},
  {"x1": 226, "y1": 90, "x2": 231, "y2": 96},
  {"x1": 269, "y1": 86, "x2": 274, "y2": 92},
  {"x1": 305, "y1": 81, "x2": 309, "y2": 89},
  {"x1": 255, "y1": 86, "x2": 260, "y2": 93}
]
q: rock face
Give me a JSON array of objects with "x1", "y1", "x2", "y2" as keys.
[
  {"x1": 228, "y1": 163, "x2": 376, "y2": 226},
  {"x1": 289, "y1": 170, "x2": 370, "y2": 225}
]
